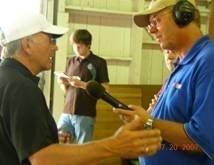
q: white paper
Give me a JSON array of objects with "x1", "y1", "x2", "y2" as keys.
[
  {"x1": 54, "y1": 72, "x2": 81, "y2": 80},
  {"x1": 54, "y1": 71, "x2": 70, "y2": 79}
]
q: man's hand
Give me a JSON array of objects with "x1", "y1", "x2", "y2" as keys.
[
  {"x1": 104, "y1": 118, "x2": 162, "y2": 158},
  {"x1": 58, "y1": 130, "x2": 73, "y2": 144},
  {"x1": 57, "y1": 77, "x2": 70, "y2": 86},
  {"x1": 147, "y1": 94, "x2": 159, "y2": 113},
  {"x1": 113, "y1": 105, "x2": 150, "y2": 125},
  {"x1": 69, "y1": 78, "x2": 86, "y2": 89}
]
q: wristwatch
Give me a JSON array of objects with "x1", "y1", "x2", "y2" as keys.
[{"x1": 144, "y1": 117, "x2": 154, "y2": 130}]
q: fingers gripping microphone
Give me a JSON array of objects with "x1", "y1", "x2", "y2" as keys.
[{"x1": 86, "y1": 80, "x2": 131, "y2": 110}]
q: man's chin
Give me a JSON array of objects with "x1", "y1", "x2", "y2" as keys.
[{"x1": 43, "y1": 65, "x2": 52, "y2": 71}]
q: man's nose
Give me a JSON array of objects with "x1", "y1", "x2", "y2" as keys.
[
  {"x1": 147, "y1": 25, "x2": 158, "y2": 34},
  {"x1": 52, "y1": 44, "x2": 58, "y2": 51}
]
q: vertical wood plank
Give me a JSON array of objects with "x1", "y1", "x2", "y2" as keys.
[
  {"x1": 70, "y1": 0, "x2": 81, "y2": 6},
  {"x1": 141, "y1": 48, "x2": 152, "y2": 84},
  {"x1": 115, "y1": 64, "x2": 130, "y2": 84},
  {"x1": 106, "y1": 0, "x2": 120, "y2": 10},
  {"x1": 129, "y1": 23, "x2": 143, "y2": 84},
  {"x1": 87, "y1": 15, "x2": 101, "y2": 55},
  {"x1": 119, "y1": 0, "x2": 132, "y2": 11},
  {"x1": 108, "y1": 64, "x2": 117, "y2": 83},
  {"x1": 150, "y1": 49, "x2": 164, "y2": 84},
  {"x1": 93, "y1": 0, "x2": 107, "y2": 9}
]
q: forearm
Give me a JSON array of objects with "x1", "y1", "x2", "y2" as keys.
[
  {"x1": 153, "y1": 119, "x2": 201, "y2": 152},
  {"x1": 30, "y1": 139, "x2": 114, "y2": 165},
  {"x1": 30, "y1": 122, "x2": 162, "y2": 164}
]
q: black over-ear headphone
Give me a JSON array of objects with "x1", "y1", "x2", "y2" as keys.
[{"x1": 173, "y1": 0, "x2": 195, "y2": 27}]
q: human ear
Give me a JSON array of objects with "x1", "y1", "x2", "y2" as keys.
[{"x1": 21, "y1": 37, "x2": 32, "y2": 54}]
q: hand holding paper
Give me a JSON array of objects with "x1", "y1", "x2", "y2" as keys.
[{"x1": 54, "y1": 71, "x2": 83, "y2": 89}]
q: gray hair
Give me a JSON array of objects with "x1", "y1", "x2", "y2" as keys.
[
  {"x1": 0, "y1": 28, "x2": 21, "y2": 58},
  {"x1": 1, "y1": 40, "x2": 21, "y2": 58}
]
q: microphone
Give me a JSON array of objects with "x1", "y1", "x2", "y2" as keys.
[{"x1": 86, "y1": 80, "x2": 131, "y2": 110}]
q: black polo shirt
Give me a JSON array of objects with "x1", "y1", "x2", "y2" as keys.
[
  {"x1": 0, "y1": 59, "x2": 58, "y2": 165},
  {"x1": 64, "y1": 52, "x2": 109, "y2": 117}
]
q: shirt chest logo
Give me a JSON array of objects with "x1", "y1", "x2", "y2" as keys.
[
  {"x1": 172, "y1": 82, "x2": 182, "y2": 89},
  {"x1": 87, "y1": 63, "x2": 93, "y2": 70},
  {"x1": 87, "y1": 63, "x2": 96, "y2": 80}
]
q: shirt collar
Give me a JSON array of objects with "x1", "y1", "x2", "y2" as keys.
[
  {"x1": 1, "y1": 58, "x2": 40, "y2": 84},
  {"x1": 179, "y1": 35, "x2": 210, "y2": 66},
  {"x1": 75, "y1": 51, "x2": 92, "y2": 62}
]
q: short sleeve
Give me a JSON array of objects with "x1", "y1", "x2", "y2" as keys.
[{"x1": 96, "y1": 59, "x2": 109, "y2": 83}]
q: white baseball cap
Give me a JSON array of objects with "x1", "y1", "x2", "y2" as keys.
[
  {"x1": 133, "y1": 0, "x2": 197, "y2": 27},
  {"x1": 0, "y1": 13, "x2": 68, "y2": 45}
]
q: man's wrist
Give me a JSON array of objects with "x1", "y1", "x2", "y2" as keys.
[{"x1": 95, "y1": 138, "x2": 117, "y2": 157}]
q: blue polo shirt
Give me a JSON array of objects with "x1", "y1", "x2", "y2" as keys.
[{"x1": 140, "y1": 36, "x2": 214, "y2": 165}]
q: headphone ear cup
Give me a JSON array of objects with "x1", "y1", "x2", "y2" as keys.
[{"x1": 173, "y1": 0, "x2": 195, "y2": 27}]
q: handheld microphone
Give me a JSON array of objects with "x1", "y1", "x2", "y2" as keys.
[{"x1": 86, "y1": 80, "x2": 131, "y2": 110}]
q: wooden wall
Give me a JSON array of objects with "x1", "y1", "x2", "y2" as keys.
[
  {"x1": 51, "y1": 1, "x2": 210, "y2": 118},
  {"x1": 61, "y1": 0, "x2": 164, "y2": 85},
  {"x1": 52, "y1": 0, "x2": 211, "y2": 128},
  {"x1": 58, "y1": 0, "x2": 210, "y2": 85}
]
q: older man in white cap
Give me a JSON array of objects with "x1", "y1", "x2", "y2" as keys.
[
  {"x1": 114, "y1": 0, "x2": 214, "y2": 165},
  {"x1": 0, "y1": 13, "x2": 162, "y2": 164}
]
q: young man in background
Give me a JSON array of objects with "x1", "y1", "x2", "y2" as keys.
[{"x1": 57, "y1": 29, "x2": 109, "y2": 144}]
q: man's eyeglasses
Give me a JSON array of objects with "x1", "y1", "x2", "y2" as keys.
[
  {"x1": 147, "y1": 9, "x2": 171, "y2": 29},
  {"x1": 47, "y1": 34, "x2": 56, "y2": 44},
  {"x1": 42, "y1": 32, "x2": 56, "y2": 44}
]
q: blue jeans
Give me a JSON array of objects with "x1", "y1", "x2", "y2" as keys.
[{"x1": 57, "y1": 113, "x2": 95, "y2": 144}]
